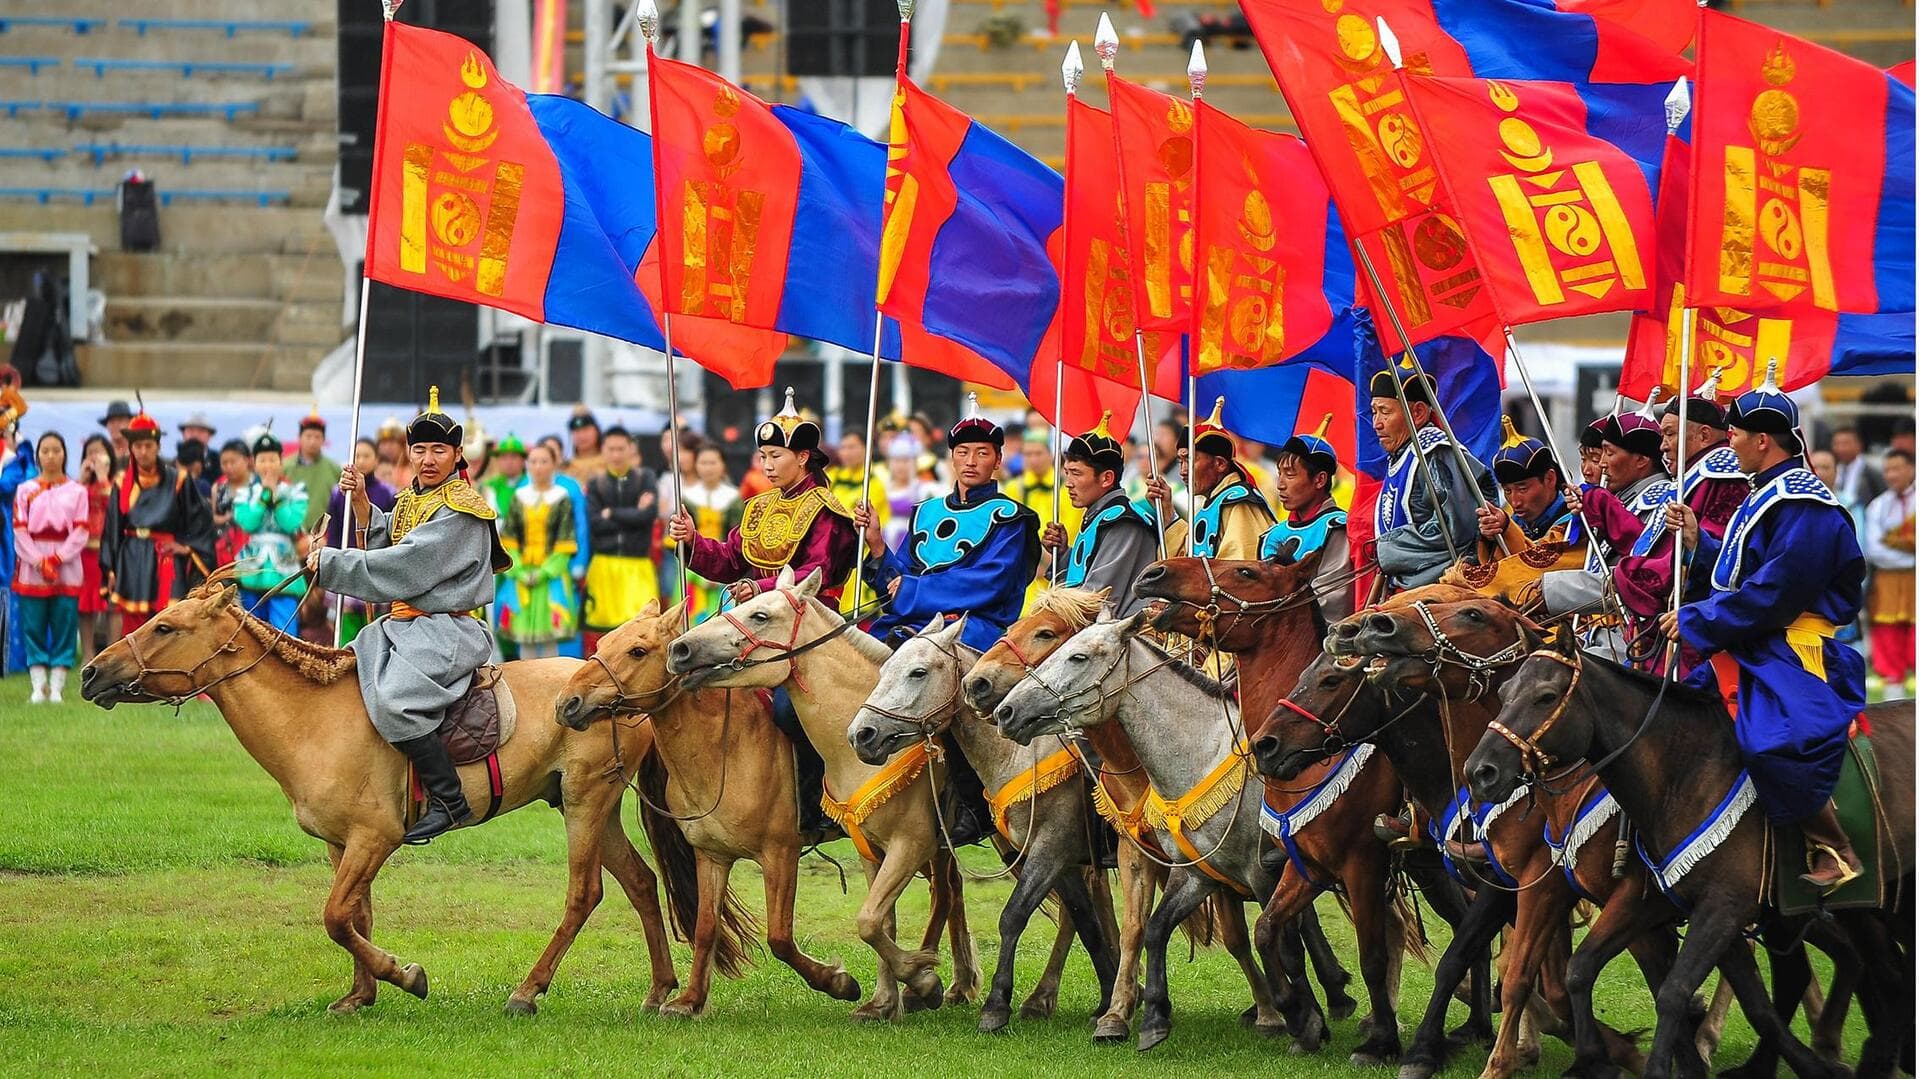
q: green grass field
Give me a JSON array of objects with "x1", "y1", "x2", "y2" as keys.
[{"x1": 0, "y1": 679, "x2": 1844, "y2": 1077}]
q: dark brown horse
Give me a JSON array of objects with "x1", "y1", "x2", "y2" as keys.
[
  {"x1": 1137, "y1": 557, "x2": 1451, "y2": 1064},
  {"x1": 1464, "y1": 631, "x2": 1915, "y2": 1079}
]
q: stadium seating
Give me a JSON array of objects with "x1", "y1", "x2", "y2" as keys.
[{"x1": 118, "y1": 18, "x2": 312, "y2": 39}]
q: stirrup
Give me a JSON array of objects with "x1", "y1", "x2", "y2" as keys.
[{"x1": 1800, "y1": 844, "x2": 1863, "y2": 893}]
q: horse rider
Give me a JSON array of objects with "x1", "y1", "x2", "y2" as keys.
[
  {"x1": 853, "y1": 398, "x2": 1041, "y2": 845},
  {"x1": 1611, "y1": 381, "x2": 1748, "y2": 675},
  {"x1": 103, "y1": 406, "x2": 214, "y2": 632},
  {"x1": 1547, "y1": 407, "x2": 1673, "y2": 650},
  {"x1": 667, "y1": 388, "x2": 858, "y2": 837},
  {"x1": 1659, "y1": 370, "x2": 1866, "y2": 892},
  {"x1": 310, "y1": 388, "x2": 512, "y2": 844},
  {"x1": 1261, "y1": 417, "x2": 1353, "y2": 624},
  {"x1": 1369, "y1": 369, "x2": 1494, "y2": 593},
  {"x1": 1475, "y1": 419, "x2": 1576, "y2": 558},
  {"x1": 1145, "y1": 396, "x2": 1277, "y2": 565},
  {"x1": 1039, "y1": 412, "x2": 1161, "y2": 616}
]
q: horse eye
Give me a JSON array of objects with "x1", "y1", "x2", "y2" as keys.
[
  {"x1": 1068, "y1": 653, "x2": 1088, "y2": 665},
  {"x1": 627, "y1": 647, "x2": 647, "y2": 659},
  {"x1": 751, "y1": 611, "x2": 769, "y2": 623},
  {"x1": 909, "y1": 667, "x2": 928, "y2": 679},
  {"x1": 1238, "y1": 567, "x2": 1257, "y2": 579},
  {"x1": 1464, "y1": 609, "x2": 1484, "y2": 623},
  {"x1": 1537, "y1": 692, "x2": 1556, "y2": 706},
  {"x1": 1035, "y1": 630, "x2": 1055, "y2": 641},
  {"x1": 154, "y1": 623, "x2": 174, "y2": 635}
]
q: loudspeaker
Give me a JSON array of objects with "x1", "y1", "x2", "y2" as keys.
[
  {"x1": 337, "y1": 0, "x2": 495, "y2": 216},
  {"x1": 361, "y1": 278, "x2": 480, "y2": 404},
  {"x1": 786, "y1": 0, "x2": 902, "y2": 78}
]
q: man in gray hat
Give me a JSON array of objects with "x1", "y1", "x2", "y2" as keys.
[
  {"x1": 99, "y1": 401, "x2": 134, "y2": 469},
  {"x1": 178, "y1": 412, "x2": 217, "y2": 446}
]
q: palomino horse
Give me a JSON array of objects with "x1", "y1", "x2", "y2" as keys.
[
  {"x1": 555, "y1": 600, "x2": 862, "y2": 1017},
  {"x1": 996, "y1": 610, "x2": 1282, "y2": 1052},
  {"x1": 1465, "y1": 631, "x2": 1916, "y2": 1079},
  {"x1": 848, "y1": 616, "x2": 1119, "y2": 1033},
  {"x1": 963, "y1": 587, "x2": 1299, "y2": 1043},
  {"x1": 665, "y1": 566, "x2": 981, "y2": 1021},
  {"x1": 1138, "y1": 556, "x2": 1444, "y2": 1064},
  {"x1": 79, "y1": 568, "x2": 681, "y2": 1016}
]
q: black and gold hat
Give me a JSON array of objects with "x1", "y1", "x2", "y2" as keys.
[
  {"x1": 1368, "y1": 366, "x2": 1438, "y2": 410},
  {"x1": 1065, "y1": 411, "x2": 1125, "y2": 474},
  {"x1": 406, "y1": 386, "x2": 464, "y2": 448},
  {"x1": 757, "y1": 387, "x2": 829, "y2": 469},
  {"x1": 1491, "y1": 416, "x2": 1560, "y2": 485},
  {"x1": 947, "y1": 392, "x2": 1004, "y2": 450},
  {"x1": 1661, "y1": 370, "x2": 1729, "y2": 431},
  {"x1": 249, "y1": 429, "x2": 284, "y2": 458}
]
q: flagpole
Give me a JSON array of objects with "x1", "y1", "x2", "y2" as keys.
[
  {"x1": 853, "y1": 0, "x2": 915, "y2": 616},
  {"x1": 1185, "y1": 39, "x2": 1206, "y2": 558},
  {"x1": 1095, "y1": 15, "x2": 1167, "y2": 560},
  {"x1": 637, "y1": 0, "x2": 693, "y2": 613},
  {"x1": 333, "y1": 273, "x2": 373, "y2": 647},
  {"x1": 1664, "y1": 76, "x2": 1695, "y2": 675},
  {"x1": 1051, "y1": 40, "x2": 1083, "y2": 585}
]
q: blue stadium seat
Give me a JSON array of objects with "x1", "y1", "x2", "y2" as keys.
[
  {"x1": 73, "y1": 142, "x2": 298, "y2": 166},
  {"x1": 0, "y1": 187, "x2": 113, "y2": 206},
  {"x1": 0, "y1": 57, "x2": 60, "y2": 74},
  {"x1": 158, "y1": 189, "x2": 291, "y2": 207},
  {"x1": 0, "y1": 100, "x2": 43, "y2": 118},
  {"x1": 0, "y1": 147, "x2": 67, "y2": 162},
  {"x1": 72, "y1": 58, "x2": 294, "y2": 80},
  {"x1": 0, "y1": 16, "x2": 106, "y2": 33},
  {"x1": 50, "y1": 101, "x2": 262, "y2": 122},
  {"x1": 118, "y1": 18, "x2": 311, "y2": 39}
]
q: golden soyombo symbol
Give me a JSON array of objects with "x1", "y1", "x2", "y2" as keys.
[
  {"x1": 399, "y1": 52, "x2": 527, "y2": 298},
  {"x1": 1720, "y1": 39, "x2": 1836, "y2": 310}
]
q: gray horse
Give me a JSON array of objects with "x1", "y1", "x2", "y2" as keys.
[
  {"x1": 848, "y1": 616, "x2": 1120, "y2": 1033},
  {"x1": 995, "y1": 608, "x2": 1280, "y2": 1052}
]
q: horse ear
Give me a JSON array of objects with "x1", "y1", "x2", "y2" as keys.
[
  {"x1": 206, "y1": 584, "x2": 237, "y2": 613},
  {"x1": 1094, "y1": 604, "x2": 1116, "y2": 623},
  {"x1": 639, "y1": 598, "x2": 662, "y2": 620},
  {"x1": 936, "y1": 614, "x2": 968, "y2": 645},
  {"x1": 776, "y1": 565, "x2": 797, "y2": 590},
  {"x1": 919, "y1": 614, "x2": 945, "y2": 636},
  {"x1": 794, "y1": 567, "x2": 824, "y2": 597},
  {"x1": 1123, "y1": 606, "x2": 1153, "y2": 636},
  {"x1": 1292, "y1": 542, "x2": 1324, "y2": 579}
]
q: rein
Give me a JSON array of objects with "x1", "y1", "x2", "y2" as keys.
[
  {"x1": 1408, "y1": 600, "x2": 1528, "y2": 700},
  {"x1": 695, "y1": 588, "x2": 861, "y2": 692},
  {"x1": 118, "y1": 568, "x2": 310, "y2": 708},
  {"x1": 584, "y1": 653, "x2": 735, "y2": 826}
]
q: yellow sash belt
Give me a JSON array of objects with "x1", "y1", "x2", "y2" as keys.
[
  {"x1": 1785, "y1": 614, "x2": 1838, "y2": 680},
  {"x1": 820, "y1": 741, "x2": 931, "y2": 863},
  {"x1": 1142, "y1": 741, "x2": 1253, "y2": 896},
  {"x1": 987, "y1": 747, "x2": 1081, "y2": 844}
]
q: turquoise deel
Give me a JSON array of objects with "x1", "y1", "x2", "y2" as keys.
[{"x1": 910, "y1": 494, "x2": 1025, "y2": 571}]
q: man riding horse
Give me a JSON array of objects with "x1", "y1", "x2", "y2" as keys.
[
  {"x1": 1260, "y1": 418, "x2": 1351, "y2": 624},
  {"x1": 1368, "y1": 369, "x2": 1493, "y2": 593},
  {"x1": 1039, "y1": 412, "x2": 1160, "y2": 616},
  {"x1": 1148, "y1": 396, "x2": 1275, "y2": 561},
  {"x1": 1659, "y1": 370, "x2": 1867, "y2": 892},
  {"x1": 853, "y1": 399, "x2": 1041, "y2": 845},
  {"x1": 310, "y1": 388, "x2": 512, "y2": 844},
  {"x1": 666, "y1": 388, "x2": 858, "y2": 837}
]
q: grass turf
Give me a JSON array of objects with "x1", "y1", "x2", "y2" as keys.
[{"x1": 0, "y1": 679, "x2": 1854, "y2": 1077}]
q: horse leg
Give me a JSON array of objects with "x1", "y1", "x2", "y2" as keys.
[
  {"x1": 1642, "y1": 908, "x2": 1752, "y2": 1079},
  {"x1": 1093, "y1": 846, "x2": 1155, "y2": 1043},
  {"x1": 1220, "y1": 893, "x2": 1290, "y2": 1040},
  {"x1": 1480, "y1": 883, "x2": 1578, "y2": 1079},
  {"x1": 324, "y1": 843, "x2": 379, "y2": 1013},
  {"x1": 1344, "y1": 852, "x2": 1404, "y2": 1066},
  {"x1": 1834, "y1": 912, "x2": 1905, "y2": 1079},
  {"x1": 853, "y1": 851, "x2": 937, "y2": 1022},
  {"x1": 978, "y1": 849, "x2": 1062, "y2": 1033},
  {"x1": 1298, "y1": 901, "x2": 1357, "y2": 1020},
  {"x1": 596, "y1": 810, "x2": 680, "y2": 1011},
  {"x1": 1020, "y1": 901, "x2": 1077, "y2": 1020},
  {"x1": 1054, "y1": 864, "x2": 1119, "y2": 1019},
  {"x1": 1713, "y1": 933, "x2": 1850, "y2": 1079},
  {"x1": 321, "y1": 837, "x2": 420, "y2": 1008},
  {"x1": 505, "y1": 798, "x2": 610, "y2": 1017},
  {"x1": 1399, "y1": 885, "x2": 1511, "y2": 1079},
  {"x1": 659, "y1": 851, "x2": 734, "y2": 1019},
  {"x1": 1253, "y1": 870, "x2": 1322, "y2": 1046},
  {"x1": 939, "y1": 851, "x2": 981, "y2": 1006},
  {"x1": 1137, "y1": 871, "x2": 1217, "y2": 1052},
  {"x1": 1710, "y1": 939, "x2": 1810, "y2": 1079},
  {"x1": 758, "y1": 843, "x2": 860, "y2": 1002},
  {"x1": 1808, "y1": 933, "x2": 1856, "y2": 1063}
]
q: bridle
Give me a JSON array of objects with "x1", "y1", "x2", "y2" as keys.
[
  {"x1": 694, "y1": 587, "x2": 859, "y2": 692},
  {"x1": 857, "y1": 632, "x2": 970, "y2": 743},
  {"x1": 1269, "y1": 665, "x2": 1425, "y2": 760},
  {"x1": 585, "y1": 650, "x2": 685, "y2": 717},
  {"x1": 118, "y1": 606, "x2": 276, "y2": 708},
  {"x1": 581, "y1": 645, "x2": 735, "y2": 825},
  {"x1": 1156, "y1": 556, "x2": 1355, "y2": 644},
  {"x1": 1484, "y1": 647, "x2": 1582, "y2": 778},
  {"x1": 1408, "y1": 599, "x2": 1529, "y2": 700}
]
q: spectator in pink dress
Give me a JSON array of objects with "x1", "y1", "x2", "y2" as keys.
[{"x1": 13, "y1": 433, "x2": 90, "y2": 703}]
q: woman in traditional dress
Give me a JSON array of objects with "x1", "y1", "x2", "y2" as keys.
[
  {"x1": 679, "y1": 442, "x2": 742, "y2": 621},
  {"x1": 76, "y1": 434, "x2": 113, "y2": 666},
  {"x1": 13, "y1": 433, "x2": 89, "y2": 703},
  {"x1": 325, "y1": 438, "x2": 398, "y2": 644},
  {"x1": 496, "y1": 441, "x2": 579, "y2": 657},
  {"x1": 230, "y1": 433, "x2": 309, "y2": 634}
]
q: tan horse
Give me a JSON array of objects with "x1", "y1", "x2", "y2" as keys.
[
  {"x1": 665, "y1": 566, "x2": 982, "y2": 1021},
  {"x1": 79, "y1": 569, "x2": 681, "y2": 1016},
  {"x1": 555, "y1": 599, "x2": 864, "y2": 1016},
  {"x1": 961, "y1": 587, "x2": 1282, "y2": 1043}
]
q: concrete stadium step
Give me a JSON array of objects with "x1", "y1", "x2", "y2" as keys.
[
  {"x1": 78, "y1": 339, "x2": 277, "y2": 389},
  {"x1": 7, "y1": 202, "x2": 330, "y2": 254},
  {"x1": 103, "y1": 295, "x2": 288, "y2": 344},
  {"x1": 93, "y1": 251, "x2": 342, "y2": 303},
  {"x1": 272, "y1": 303, "x2": 348, "y2": 350},
  {"x1": 3, "y1": 157, "x2": 333, "y2": 193},
  {"x1": 0, "y1": 25, "x2": 338, "y2": 66}
]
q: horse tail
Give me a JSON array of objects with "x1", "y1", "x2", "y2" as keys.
[
  {"x1": 1178, "y1": 894, "x2": 1221, "y2": 950},
  {"x1": 633, "y1": 747, "x2": 760, "y2": 979},
  {"x1": 1387, "y1": 883, "x2": 1433, "y2": 970}
]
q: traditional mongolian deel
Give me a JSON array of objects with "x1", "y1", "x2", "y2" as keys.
[
  {"x1": 866, "y1": 482, "x2": 1040, "y2": 652},
  {"x1": 1062, "y1": 488, "x2": 1160, "y2": 614}
]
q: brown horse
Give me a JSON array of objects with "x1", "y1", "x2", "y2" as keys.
[
  {"x1": 1464, "y1": 629, "x2": 1916, "y2": 1079},
  {"x1": 79, "y1": 569, "x2": 682, "y2": 1016},
  {"x1": 1137, "y1": 557, "x2": 1454, "y2": 1064},
  {"x1": 962, "y1": 587, "x2": 1289, "y2": 1043}
]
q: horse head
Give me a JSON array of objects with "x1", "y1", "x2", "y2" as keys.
[
  {"x1": 1465, "y1": 628, "x2": 1586, "y2": 804},
  {"x1": 1339, "y1": 585, "x2": 1516, "y2": 694},
  {"x1": 848, "y1": 616, "x2": 971, "y2": 765},
  {"x1": 666, "y1": 566, "x2": 828, "y2": 690},
  {"x1": 1251, "y1": 649, "x2": 1380, "y2": 780},
  {"x1": 962, "y1": 585, "x2": 1108, "y2": 715},
  {"x1": 81, "y1": 564, "x2": 249, "y2": 708},
  {"x1": 1134, "y1": 555, "x2": 1318, "y2": 652},
  {"x1": 993, "y1": 607, "x2": 1145, "y2": 746},
  {"x1": 555, "y1": 598, "x2": 682, "y2": 729}
]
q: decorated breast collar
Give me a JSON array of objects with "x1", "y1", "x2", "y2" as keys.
[
  {"x1": 391, "y1": 477, "x2": 495, "y2": 543},
  {"x1": 1063, "y1": 491, "x2": 1154, "y2": 587},
  {"x1": 1260, "y1": 504, "x2": 1347, "y2": 562},
  {"x1": 1377, "y1": 426, "x2": 1452, "y2": 534},
  {"x1": 1710, "y1": 467, "x2": 1840, "y2": 591},
  {"x1": 739, "y1": 481, "x2": 852, "y2": 572},
  {"x1": 1632, "y1": 449, "x2": 1745, "y2": 556},
  {"x1": 1191, "y1": 477, "x2": 1271, "y2": 558},
  {"x1": 911, "y1": 488, "x2": 1023, "y2": 572}
]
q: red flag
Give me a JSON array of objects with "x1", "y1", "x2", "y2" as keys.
[
  {"x1": 1189, "y1": 101, "x2": 1335, "y2": 374},
  {"x1": 1623, "y1": 133, "x2": 1840, "y2": 397},
  {"x1": 635, "y1": 244, "x2": 787, "y2": 390},
  {"x1": 1401, "y1": 74, "x2": 1659, "y2": 327},
  {"x1": 1687, "y1": 12, "x2": 1892, "y2": 316},
  {"x1": 1063, "y1": 97, "x2": 1149, "y2": 388},
  {"x1": 1106, "y1": 74, "x2": 1197, "y2": 333},
  {"x1": 1891, "y1": 60, "x2": 1916, "y2": 90},
  {"x1": 366, "y1": 26, "x2": 566, "y2": 320}
]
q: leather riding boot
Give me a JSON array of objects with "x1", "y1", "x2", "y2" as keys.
[
  {"x1": 1797, "y1": 800, "x2": 1863, "y2": 893},
  {"x1": 395, "y1": 735, "x2": 475, "y2": 845},
  {"x1": 937, "y1": 731, "x2": 991, "y2": 848},
  {"x1": 1372, "y1": 804, "x2": 1425, "y2": 852},
  {"x1": 770, "y1": 687, "x2": 837, "y2": 838}
]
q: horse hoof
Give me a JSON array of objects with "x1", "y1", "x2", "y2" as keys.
[
  {"x1": 1327, "y1": 993, "x2": 1359, "y2": 1021},
  {"x1": 824, "y1": 971, "x2": 862, "y2": 1002},
  {"x1": 503, "y1": 997, "x2": 537, "y2": 1018},
  {"x1": 327, "y1": 996, "x2": 369, "y2": 1016},
  {"x1": 1018, "y1": 994, "x2": 1057, "y2": 1020},
  {"x1": 660, "y1": 1000, "x2": 702, "y2": 1020},
  {"x1": 978, "y1": 1007, "x2": 1011, "y2": 1034},
  {"x1": 1446, "y1": 1022, "x2": 1492, "y2": 1049},
  {"x1": 1352, "y1": 1050, "x2": 1397, "y2": 1067},
  {"x1": 943, "y1": 982, "x2": 978, "y2": 1007},
  {"x1": 1093, "y1": 1018, "x2": 1130, "y2": 1043},
  {"x1": 397, "y1": 963, "x2": 429, "y2": 1000},
  {"x1": 1137, "y1": 1025, "x2": 1170, "y2": 1052},
  {"x1": 906, "y1": 970, "x2": 943, "y2": 1008},
  {"x1": 1239, "y1": 1003, "x2": 1259, "y2": 1027},
  {"x1": 1255, "y1": 1019, "x2": 1289, "y2": 1040},
  {"x1": 1398, "y1": 1063, "x2": 1437, "y2": 1079},
  {"x1": 851, "y1": 1000, "x2": 896, "y2": 1023}
]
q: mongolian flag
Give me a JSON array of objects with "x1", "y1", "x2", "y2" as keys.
[
  {"x1": 1188, "y1": 101, "x2": 1336, "y2": 374},
  {"x1": 1399, "y1": 74, "x2": 1668, "y2": 327},
  {"x1": 1686, "y1": 12, "x2": 1913, "y2": 319},
  {"x1": 1892, "y1": 61, "x2": 1916, "y2": 90},
  {"x1": 1106, "y1": 73, "x2": 1197, "y2": 333}
]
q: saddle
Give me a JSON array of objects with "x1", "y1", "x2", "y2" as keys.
[
  {"x1": 437, "y1": 665, "x2": 518, "y2": 765},
  {"x1": 1772, "y1": 732, "x2": 1888, "y2": 916}
]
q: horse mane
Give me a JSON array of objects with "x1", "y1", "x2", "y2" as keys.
[
  {"x1": 1578, "y1": 647, "x2": 1726, "y2": 711},
  {"x1": 797, "y1": 593, "x2": 892, "y2": 664},
  {"x1": 188, "y1": 567, "x2": 359, "y2": 685},
  {"x1": 1030, "y1": 586, "x2": 1108, "y2": 630},
  {"x1": 1134, "y1": 634, "x2": 1235, "y2": 702}
]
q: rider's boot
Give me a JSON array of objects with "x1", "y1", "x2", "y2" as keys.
[
  {"x1": 936, "y1": 732, "x2": 991, "y2": 847},
  {"x1": 771, "y1": 687, "x2": 837, "y2": 838},
  {"x1": 1797, "y1": 800, "x2": 1863, "y2": 892},
  {"x1": 396, "y1": 734, "x2": 475, "y2": 845},
  {"x1": 1372, "y1": 801, "x2": 1425, "y2": 852}
]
